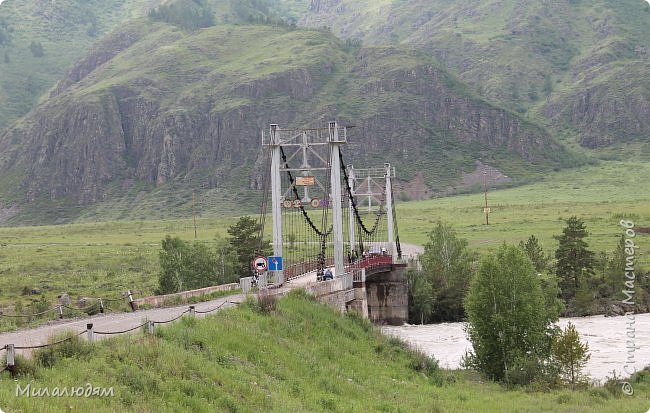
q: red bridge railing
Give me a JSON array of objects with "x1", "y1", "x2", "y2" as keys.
[{"x1": 285, "y1": 255, "x2": 393, "y2": 280}]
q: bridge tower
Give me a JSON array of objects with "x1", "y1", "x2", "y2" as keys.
[
  {"x1": 347, "y1": 164, "x2": 398, "y2": 260},
  {"x1": 263, "y1": 121, "x2": 349, "y2": 279}
]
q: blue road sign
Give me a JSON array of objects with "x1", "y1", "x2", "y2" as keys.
[{"x1": 268, "y1": 256, "x2": 283, "y2": 271}]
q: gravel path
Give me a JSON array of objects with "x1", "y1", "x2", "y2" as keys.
[{"x1": 0, "y1": 294, "x2": 245, "y2": 352}]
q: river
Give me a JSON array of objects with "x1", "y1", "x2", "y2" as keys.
[{"x1": 382, "y1": 312, "x2": 650, "y2": 382}]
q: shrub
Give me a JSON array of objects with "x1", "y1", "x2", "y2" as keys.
[
  {"x1": 255, "y1": 289, "x2": 277, "y2": 314},
  {"x1": 602, "y1": 370, "x2": 624, "y2": 397},
  {"x1": 2, "y1": 354, "x2": 36, "y2": 377},
  {"x1": 408, "y1": 349, "x2": 444, "y2": 386},
  {"x1": 34, "y1": 331, "x2": 92, "y2": 368}
]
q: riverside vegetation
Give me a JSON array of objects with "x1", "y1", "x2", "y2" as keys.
[{"x1": 1, "y1": 292, "x2": 648, "y2": 412}]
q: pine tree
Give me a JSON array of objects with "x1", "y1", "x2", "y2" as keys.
[
  {"x1": 554, "y1": 216, "x2": 595, "y2": 300},
  {"x1": 553, "y1": 322, "x2": 591, "y2": 388},
  {"x1": 605, "y1": 234, "x2": 627, "y2": 296},
  {"x1": 227, "y1": 216, "x2": 270, "y2": 277},
  {"x1": 519, "y1": 234, "x2": 550, "y2": 272}
]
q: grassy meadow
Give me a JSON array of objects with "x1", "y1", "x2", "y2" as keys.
[
  {"x1": 0, "y1": 160, "x2": 648, "y2": 316},
  {"x1": 399, "y1": 160, "x2": 650, "y2": 266},
  {"x1": 0, "y1": 292, "x2": 648, "y2": 412}
]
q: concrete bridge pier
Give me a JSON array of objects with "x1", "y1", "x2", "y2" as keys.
[
  {"x1": 347, "y1": 281, "x2": 368, "y2": 319},
  {"x1": 363, "y1": 265, "x2": 408, "y2": 325}
]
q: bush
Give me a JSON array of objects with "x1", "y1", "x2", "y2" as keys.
[
  {"x1": 34, "y1": 331, "x2": 92, "y2": 368},
  {"x1": 407, "y1": 349, "x2": 444, "y2": 386},
  {"x1": 255, "y1": 289, "x2": 277, "y2": 314},
  {"x1": 148, "y1": 0, "x2": 214, "y2": 30},
  {"x1": 602, "y1": 371, "x2": 624, "y2": 397},
  {"x1": 2, "y1": 354, "x2": 36, "y2": 377},
  {"x1": 508, "y1": 354, "x2": 561, "y2": 389}
]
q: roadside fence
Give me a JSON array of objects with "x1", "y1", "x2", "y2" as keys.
[{"x1": 0, "y1": 300, "x2": 237, "y2": 379}]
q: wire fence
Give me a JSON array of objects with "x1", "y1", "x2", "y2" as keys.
[
  {"x1": 14, "y1": 330, "x2": 87, "y2": 350},
  {"x1": 151, "y1": 310, "x2": 190, "y2": 325},
  {"x1": 0, "y1": 300, "x2": 238, "y2": 377},
  {"x1": 95, "y1": 322, "x2": 148, "y2": 336},
  {"x1": 194, "y1": 301, "x2": 229, "y2": 315},
  {"x1": 0, "y1": 293, "x2": 127, "y2": 320}
]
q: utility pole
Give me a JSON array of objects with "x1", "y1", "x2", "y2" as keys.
[
  {"x1": 483, "y1": 170, "x2": 489, "y2": 225},
  {"x1": 192, "y1": 191, "x2": 197, "y2": 239}
]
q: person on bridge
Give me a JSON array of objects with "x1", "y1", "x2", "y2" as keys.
[{"x1": 323, "y1": 268, "x2": 333, "y2": 280}]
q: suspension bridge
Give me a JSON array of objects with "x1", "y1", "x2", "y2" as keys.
[{"x1": 242, "y1": 122, "x2": 409, "y2": 325}]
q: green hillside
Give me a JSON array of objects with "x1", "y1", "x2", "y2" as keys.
[
  {"x1": 1, "y1": 293, "x2": 648, "y2": 412},
  {"x1": 297, "y1": 0, "x2": 650, "y2": 150},
  {"x1": 0, "y1": 0, "x2": 163, "y2": 131}
]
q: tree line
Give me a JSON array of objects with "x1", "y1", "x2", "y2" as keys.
[
  {"x1": 408, "y1": 216, "x2": 649, "y2": 387},
  {"x1": 157, "y1": 216, "x2": 269, "y2": 294}
]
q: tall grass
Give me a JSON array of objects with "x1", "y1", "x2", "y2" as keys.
[{"x1": 0, "y1": 293, "x2": 647, "y2": 412}]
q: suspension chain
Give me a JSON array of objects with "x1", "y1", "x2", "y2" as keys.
[
  {"x1": 339, "y1": 151, "x2": 384, "y2": 236},
  {"x1": 280, "y1": 147, "x2": 333, "y2": 238}
]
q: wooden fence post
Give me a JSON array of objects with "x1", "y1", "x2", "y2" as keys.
[
  {"x1": 99, "y1": 298, "x2": 104, "y2": 314},
  {"x1": 87, "y1": 323, "x2": 94, "y2": 343},
  {"x1": 127, "y1": 290, "x2": 136, "y2": 312},
  {"x1": 6, "y1": 344, "x2": 15, "y2": 378},
  {"x1": 58, "y1": 305, "x2": 64, "y2": 319},
  {"x1": 146, "y1": 320, "x2": 154, "y2": 335},
  {"x1": 189, "y1": 306, "x2": 195, "y2": 317}
]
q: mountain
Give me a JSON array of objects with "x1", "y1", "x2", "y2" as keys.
[
  {"x1": 298, "y1": 0, "x2": 650, "y2": 152},
  {"x1": 7, "y1": 0, "x2": 648, "y2": 223},
  {"x1": 0, "y1": 4, "x2": 575, "y2": 224},
  {"x1": 0, "y1": 0, "x2": 171, "y2": 132}
]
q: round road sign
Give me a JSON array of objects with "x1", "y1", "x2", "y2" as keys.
[{"x1": 252, "y1": 256, "x2": 268, "y2": 272}]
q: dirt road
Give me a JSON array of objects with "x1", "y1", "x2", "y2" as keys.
[{"x1": 0, "y1": 294, "x2": 245, "y2": 351}]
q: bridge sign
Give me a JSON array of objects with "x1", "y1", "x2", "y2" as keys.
[
  {"x1": 252, "y1": 256, "x2": 268, "y2": 272},
  {"x1": 268, "y1": 256, "x2": 283, "y2": 271}
]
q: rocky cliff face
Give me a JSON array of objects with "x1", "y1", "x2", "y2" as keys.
[
  {"x1": 298, "y1": 0, "x2": 650, "y2": 150},
  {"x1": 0, "y1": 23, "x2": 573, "y2": 223},
  {"x1": 542, "y1": 61, "x2": 650, "y2": 149}
]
